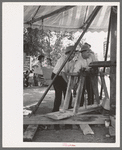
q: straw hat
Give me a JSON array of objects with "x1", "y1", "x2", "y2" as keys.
[{"x1": 84, "y1": 42, "x2": 91, "y2": 48}]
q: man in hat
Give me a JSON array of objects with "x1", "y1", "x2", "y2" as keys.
[
  {"x1": 73, "y1": 44, "x2": 98, "y2": 106},
  {"x1": 51, "y1": 46, "x2": 76, "y2": 112}
]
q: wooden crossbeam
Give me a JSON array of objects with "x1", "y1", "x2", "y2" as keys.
[
  {"x1": 89, "y1": 61, "x2": 116, "y2": 67},
  {"x1": 24, "y1": 114, "x2": 110, "y2": 125},
  {"x1": 45, "y1": 104, "x2": 100, "y2": 120}
]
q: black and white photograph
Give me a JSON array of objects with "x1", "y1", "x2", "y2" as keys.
[{"x1": 3, "y1": 2, "x2": 120, "y2": 148}]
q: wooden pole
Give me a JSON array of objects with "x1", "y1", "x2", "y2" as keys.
[
  {"x1": 99, "y1": 8, "x2": 112, "y2": 99},
  {"x1": 109, "y1": 7, "x2": 117, "y2": 115},
  {"x1": 89, "y1": 61, "x2": 116, "y2": 67},
  {"x1": 25, "y1": 6, "x2": 75, "y2": 24},
  {"x1": 29, "y1": 6, "x2": 102, "y2": 116}
]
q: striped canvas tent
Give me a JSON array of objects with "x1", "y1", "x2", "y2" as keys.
[{"x1": 24, "y1": 5, "x2": 112, "y2": 32}]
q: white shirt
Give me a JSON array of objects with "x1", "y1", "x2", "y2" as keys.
[
  {"x1": 33, "y1": 62, "x2": 43, "y2": 75},
  {"x1": 73, "y1": 53, "x2": 98, "y2": 73},
  {"x1": 53, "y1": 54, "x2": 75, "y2": 75}
]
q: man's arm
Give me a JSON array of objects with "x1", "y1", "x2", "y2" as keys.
[
  {"x1": 61, "y1": 72, "x2": 68, "y2": 83},
  {"x1": 73, "y1": 59, "x2": 83, "y2": 73}
]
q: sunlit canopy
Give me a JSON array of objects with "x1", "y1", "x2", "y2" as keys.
[{"x1": 24, "y1": 5, "x2": 111, "y2": 32}]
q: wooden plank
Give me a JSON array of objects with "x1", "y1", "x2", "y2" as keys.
[
  {"x1": 46, "y1": 110, "x2": 74, "y2": 120},
  {"x1": 100, "y1": 75, "x2": 109, "y2": 99},
  {"x1": 46, "y1": 104, "x2": 100, "y2": 120},
  {"x1": 23, "y1": 125, "x2": 39, "y2": 141},
  {"x1": 79, "y1": 124, "x2": 94, "y2": 135},
  {"x1": 24, "y1": 114, "x2": 110, "y2": 125},
  {"x1": 62, "y1": 76, "x2": 73, "y2": 110},
  {"x1": 110, "y1": 7, "x2": 117, "y2": 108},
  {"x1": 100, "y1": 75, "x2": 110, "y2": 110},
  {"x1": 73, "y1": 74, "x2": 85, "y2": 114}
]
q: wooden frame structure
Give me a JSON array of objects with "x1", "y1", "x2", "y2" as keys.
[{"x1": 23, "y1": 6, "x2": 117, "y2": 141}]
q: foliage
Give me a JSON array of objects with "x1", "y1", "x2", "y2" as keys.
[
  {"x1": 24, "y1": 27, "x2": 48, "y2": 56},
  {"x1": 24, "y1": 27, "x2": 84, "y2": 66}
]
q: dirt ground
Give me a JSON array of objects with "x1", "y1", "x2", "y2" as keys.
[{"x1": 23, "y1": 86, "x2": 115, "y2": 143}]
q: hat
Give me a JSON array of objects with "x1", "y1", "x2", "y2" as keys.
[
  {"x1": 89, "y1": 49, "x2": 94, "y2": 54},
  {"x1": 84, "y1": 42, "x2": 91, "y2": 48},
  {"x1": 65, "y1": 46, "x2": 74, "y2": 54},
  {"x1": 80, "y1": 45, "x2": 90, "y2": 53}
]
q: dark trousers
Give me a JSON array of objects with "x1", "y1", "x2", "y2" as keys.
[
  {"x1": 80, "y1": 76, "x2": 94, "y2": 106},
  {"x1": 51, "y1": 72, "x2": 72, "y2": 112}
]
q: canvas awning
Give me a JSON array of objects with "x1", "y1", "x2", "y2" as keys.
[{"x1": 24, "y1": 5, "x2": 111, "y2": 32}]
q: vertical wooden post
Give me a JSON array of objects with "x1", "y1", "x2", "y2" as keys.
[
  {"x1": 91, "y1": 75, "x2": 100, "y2": 105},
  {"x1": 110, "y1": 7, "x2": 117, "y2": 114},
  {"x1": 62, "y1": 76, "x2": 74, "y2": 110},
  {"x1": 73, "y1": 73, "x2": 85, "y2": 114},
  {"x1": 100, "y1": 75, "x2": 109, "y2": 99}
]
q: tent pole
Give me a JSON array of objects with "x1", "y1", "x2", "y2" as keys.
[
  {"x1": 99, "y1": 7, "x2": 112, "y2": 99},
  {"x1": 29, "y1": 6, "x2": 102, "y2": 117},
  {"x1": 109, "y1": 6, "x2": 117, "y2": 115}
]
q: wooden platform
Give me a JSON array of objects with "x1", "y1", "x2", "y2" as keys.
[
  {"x1": 24, "y1": 114, "x2": 109, "y2": 125},
  {"x1": 45, "y1": 104, "x2": 101, "y2": 120}
]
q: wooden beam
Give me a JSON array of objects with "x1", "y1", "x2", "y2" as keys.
[
  {"x1": 52, "y1": 104, "x2": 102, "y2": 120},
  {"x1": 24, "y1": 114, "x2": 110, "y2": 125},
  {"x1": 62, "y1": 76, "x2": 73, "y2": 110},
  {"x1": 79, "y1": 124, "x2": 94, "y2": 135},
  {"x1": 46, "y1": 104, "x2": 100, "y2": 120},
  {"x1": 100, "y1": 74, "x2": 109, "y2": 99},
  {"x1": 23, "y1": 125, "x2": 39, "y2": 141},
  {"x1": 110, "y1": 7, "x2": 117, "y2": 111},
  {"x1": 25, "y1": 6, "x2": 75, "y2": 24},
  {"x1": 89, "y1": 61, "x2": 116, "y2": 68},
  {"x1": 73, "y1": 74, "x2": 85, "y2": 114},
  {"x1": 25, "y1": 104, "x2": 101, "y2": 121}
]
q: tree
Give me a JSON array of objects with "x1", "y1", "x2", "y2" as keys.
[
  {"x1": 24, "y1": 27, "x2": 85, "y2": 66},
  {"x1": 24, "y1": 27, "x2": 44, "y2": 56}
]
